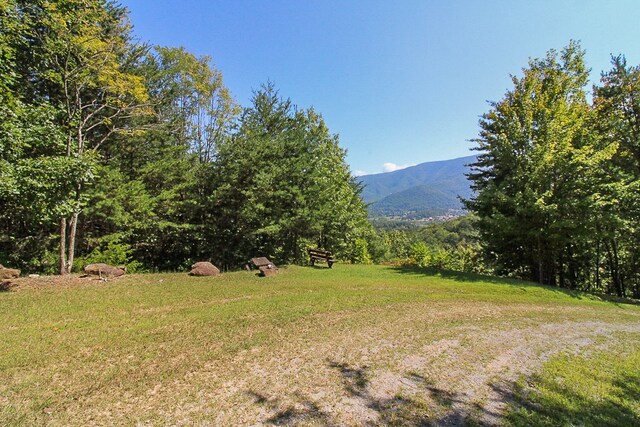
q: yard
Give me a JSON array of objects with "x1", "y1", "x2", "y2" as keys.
[{"x1": 1, "y1": 265, "x2": 639, "y2": 425}]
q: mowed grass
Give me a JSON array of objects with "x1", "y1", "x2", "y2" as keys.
[
  {"x1": 1, "y1": 264, "x2": 639, "y2": 426},
  {"x1": 507, "y1": 344, "x2": 640, "y2": 427}
]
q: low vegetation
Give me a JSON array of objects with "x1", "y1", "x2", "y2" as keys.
[
  {"x1": 507, "y1": 345, "x2": 640, "y2": 426},
  {"x1": 1, "y1": 265, "x2": 638, "y2": 425}
]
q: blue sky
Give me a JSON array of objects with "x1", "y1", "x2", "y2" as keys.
[{"x1": 121, "y1": 0, "x2": 640, "y2": 175}]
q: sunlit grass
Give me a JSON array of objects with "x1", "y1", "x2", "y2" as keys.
[{"x1": 507, "y1": 337, "x2": 640, "y2": 426}]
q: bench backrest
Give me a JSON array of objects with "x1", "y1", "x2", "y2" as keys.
[{"x1": 307, "y1": 248, "x2": 333, "y2": 257}]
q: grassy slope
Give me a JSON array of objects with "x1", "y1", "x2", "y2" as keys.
[{"x1": 1, "y1": 265, "x2": 639, "y2": 426}]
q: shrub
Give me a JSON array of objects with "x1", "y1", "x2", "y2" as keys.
[{"x1": 74, "y1": 239, "x2": 142, "y2": 273}]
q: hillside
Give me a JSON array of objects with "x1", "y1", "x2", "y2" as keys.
[
  {"x1": 368, "y1": 184, "x2": 464, "y2": 217},
  {"x1": 2, "y1": 266, "x2": 639, "y2": 425},
  {"x1": 359, "y1": 155, "x2": 476, "y2": 218}
]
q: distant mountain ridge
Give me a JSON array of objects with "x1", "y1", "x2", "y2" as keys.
[{"x1": 358, "y1": 155, "x2": 476, "y2": 218}]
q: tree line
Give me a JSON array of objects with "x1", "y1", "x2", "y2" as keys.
[
  {"x1": 2, "y1": 3, "x2": 638, "y2": 299},
  {"x1": 467, "y1": 41, "x2": 640, "y2": 298},
  {"x1": 0, "y1": 0, "x2": 371, "y2": 273}
]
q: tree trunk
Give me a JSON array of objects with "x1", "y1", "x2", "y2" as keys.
[
  {"x1": 611, "y1": 239, "x2": 625, "y2": 297},
  {"x1": 59, "y1": 217, "x2": 67, "y2": 275},
  {"x1": 537, "y1": 238, "x2": 544, "y2": 285},
  {"x1": 65, "y1": 210, "x2": 79, "y2": 274},
  {"x1": 559, "y1": 251, "x2": 565, "y2": 288},
  {"x1": 605, "y1": 239, "x2": 624, "y2": 298},
  {"x1": 594, "y1": 240, "x2": 600, "y2": 291}
]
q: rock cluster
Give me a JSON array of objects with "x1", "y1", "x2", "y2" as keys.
[
  {"x1": 0, "y1": 264, "x2": 20, "y2": 280},
  {"x1": 84, "y1": 263, "x2": 126, "y2": 278}
]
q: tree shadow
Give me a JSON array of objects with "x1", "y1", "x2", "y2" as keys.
[
  {"x1": 489, "y1": 373, "x2": 640, "y2": 427},
  {"x1": 246, "y1": 390, "x2": 335, "y2": 426},
  {"x1": 326, "y1": 361, "x2": 490, "y2": 426},
  {"x1": 246, "y1": 356, "x2": 640, "y2": 426},
  {"x1": 245, "y1": 355, "x2": 640, "y2": 426},
  {"x1": 306, "y1": 264, "x2": 333, "y2": 270},
  {"x1": 389, "y1": 265, "x2": 640, "y2": 306},
  {"x1": 327, "y1": 361, "x2": 370, "y2": 397}
]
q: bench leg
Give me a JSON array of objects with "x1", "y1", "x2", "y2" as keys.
[{"x1": 328, "y1": 261, "x2": 333, "y2": 269}]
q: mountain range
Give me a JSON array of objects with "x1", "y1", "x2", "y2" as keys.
[{"x1": 358, "y1": 155, "x2": 476, "y2": 219}]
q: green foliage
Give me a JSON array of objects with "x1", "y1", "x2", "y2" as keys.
[
  {"x1": 409, "y1": 242, "x2": 430, "y2": 267},
  {"x1": 468, "y1": 41, "x2": 594, "y2": 285},
  {"x1": 414, "y1": 215, "x2": 479, "y2": 249},
  {"x1": 466, "y1": 41, "x2": 640, "y2": 296},
  {"x1": 592, "y1": 55, "x2": 640, "y2": 297},
  {"x1": 212, "y1": 82, "x2": 371, "y2": 268},
  {"x1": 0, "y1": 2, "x2": 243, "y2": 273},
  {"x1": 75, "y1": 238, "x2": 142, "y2": 273},
  {"x1": 346, "y1": 238, "x2": 373, "y2": 264},
  {"x1": 408, "y1": 241, "x2": 484, "y2": 273},
  {"x1": 368, "y1": 214, "x2": 488, "y2": 275}
]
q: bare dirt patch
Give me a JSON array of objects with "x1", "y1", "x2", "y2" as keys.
[
  {"x1": 2, "y1": 274, "x2": 119, "y2": 292},
  {"x1": 96, "y1": 303, "x2": 640, "y2": 426}
]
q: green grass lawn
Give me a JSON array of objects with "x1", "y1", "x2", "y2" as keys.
[{"x1": 1, "y1": 265, "x2": 639, "y2": 426}]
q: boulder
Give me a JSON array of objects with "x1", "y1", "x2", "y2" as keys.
[
  {"x1": 0, "y1": 280, "x2": 15, "y2": 291},
  {"x1": 189, "y1": 262, "x2": 220, "y2": 277},
  {"x1": 84, "y1": 263, "x2": 126, "y2": 278},
  {"x1": 0, "y1": 266, "x2": 20, "y2": 280}
]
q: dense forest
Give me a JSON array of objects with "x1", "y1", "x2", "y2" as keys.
[
  {"x1": 1, "y1": 2, "x2": 639, "y2": 299},
  {"x1": 0, "y1": 0, "x2": 371, "y2": 273}
]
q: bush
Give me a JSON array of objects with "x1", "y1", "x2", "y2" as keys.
[
  {"x1": 349, "y1": 238, "x2": 372, "y2": 264},
  {"x1": 74, "y1": 239, "x2": 142, "y2": 273},
  {"x1": 409, "y1": 242, "x2": 431, "y2": 267},
  {"x1": 409, "y1": 241, "x2": 488, "y2": 274}
]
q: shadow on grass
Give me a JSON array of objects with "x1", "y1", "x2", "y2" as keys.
[
  {"x1": 490, "y1": 374, "x2": 640, "y2": 427},
  {"x1": 390, "y1": 265, "x2": 640, "y2": 306},
  {"x1": 327, "y1": 361, "x2": 433, "y2": 426},
  {"x1": 246, "y1": 390, "x2": 335, "y2": 426},
  {"x1": 247, "y1": 360, "x2": 639, "y2": 426},
  {"x1": 306, "y1": 264, "x2": 333, "y2": 270},
  {"x1": 326, "y1": 361, "x2": 505, "y2": 425}
]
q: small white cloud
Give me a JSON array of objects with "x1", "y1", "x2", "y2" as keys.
[
  {"x1": 382, "y1": 162, "x2": 414, "y2": 173},
  {"x1": 353, "y1": 170, "x2": 367, "y2": 177}
]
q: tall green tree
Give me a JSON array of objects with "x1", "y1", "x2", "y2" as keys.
[
  {"x1": 467, "y1": 42, "x2": 608, "y2": 286},
  {"x1": 593, "y1": 56, "x2": 640, "y2": 297},
  {"x1": 118, "y1": 47, "x2": 238, "y2": 270},
  {"x1": 212, "y1": 83, "x2": 371, "y2": 268},
  {"x1": 13, "y1": 0, "x2": 151, "y2": 273},
  {"x1": 1, "y1": 0, "x2": 87, "y2": 271}
]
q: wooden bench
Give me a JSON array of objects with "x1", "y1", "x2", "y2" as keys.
[{"x1": 307, "y1": 248, "x2": 337, "y2": 268}]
